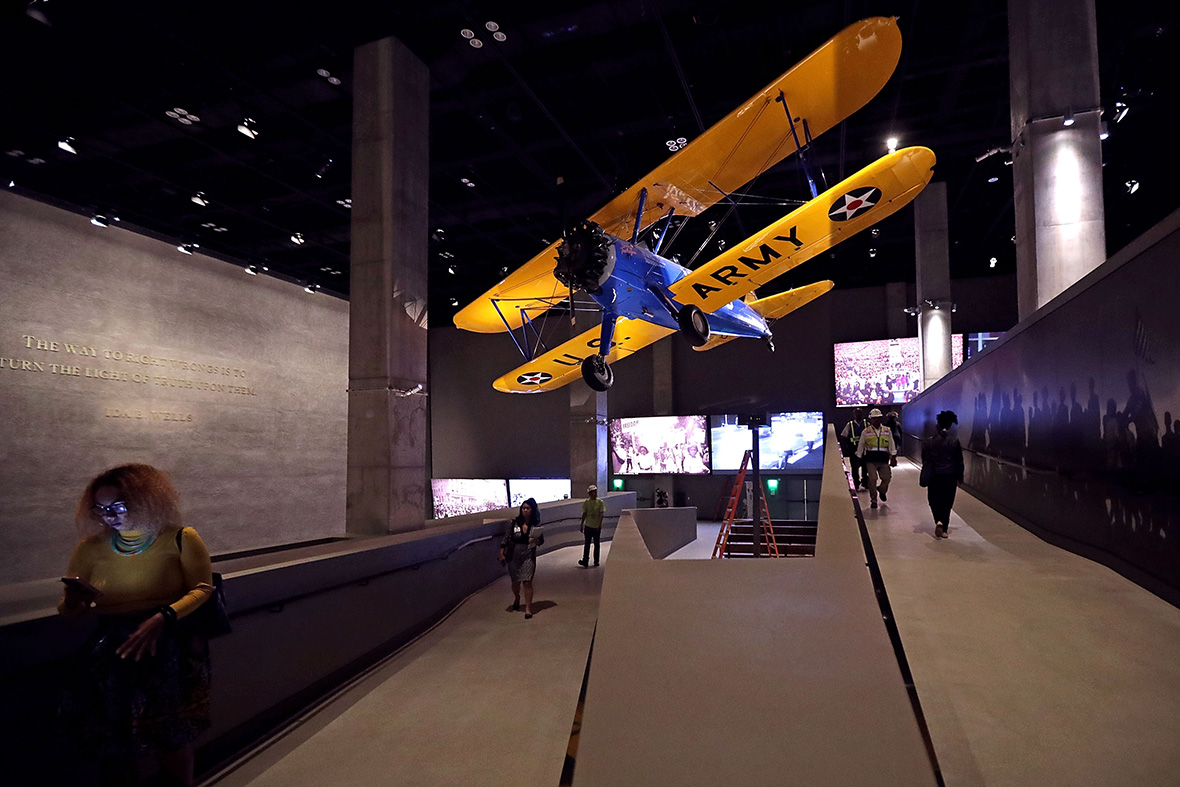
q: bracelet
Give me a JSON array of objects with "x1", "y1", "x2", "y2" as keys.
[{"x1": 157, "y1": 605, "x2": 178, "y2": 625}]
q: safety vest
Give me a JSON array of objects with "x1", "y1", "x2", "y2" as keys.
[{"x1": 860, "y1": 425, "x2": 894, "y2": 460}]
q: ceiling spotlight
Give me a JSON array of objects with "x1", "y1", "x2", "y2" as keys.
[
  {"x1": 315, "y1": 158, "x2": 333, "y2": 179},
  {"x1": 461, "y1": 28, "x2": 475, "y2": 39},
  {"x1": 450, "y1": 298, "x2": 459, "y2": 306},
  {"x1": 1126, "y1": 180, "x2": 1140, "y2": 194},
  {"x1": 28, "y1": 157, "x2": 45, "y2": 165},
  {"x1": 500, "y1": 267, "x2": 508, "y2": 275},
  {"x1": 317, "y1": 68, "x2": 330, "y2": 77},
  {"x1": 988, "y1": 176, "x2": 999, "y2": 183},
  {"x1": 335, "y1": 198, "x2": 352, "y2": 208},
  {"x1": 1114, "y1": 101, "x2": 1129, "y2": 123},
  {"x1": 465, "y1": 180, "x2": 475, "y2": 187},
  {"x1": 989, "y1": 257, "x2": 997, "y2": 268},
  {"x1": 177, "y1": 243, "x2": 198, "y2": 255},
  {"x1": 245, "y1": 265, "x2": 258, "y2": 275},
  {"x1": 470, "y1": 39, "x2": 483, "y2": 48},
  {"x1": 493, "y1": 31, "x2": 507, "y2": 42},
  {"x1": 191, "y1": 192, "x2": 209, "y2": 206},
  {"x1": 485, "y1": 21, "x2": 500, "y2": 32},
  {"x1": 7, "y1": 180, "x2": 13, "y2": 188},
  {"x1": 870, "y1": 228, "x2": 880, "y2": 238},
  {"x1": 5, "y1": 149, "x2": 24, "y2": 157},
  {"x1": 304, "y1": 284, "x2": 317, "y2": 294},
  {"x1": 869, "y1": 248, "x2": 877, "y2": 258},
  {"x1": 886, "y1": 136, "x2": 898, "y2": 152},
  {"x1": 447, "y1": 266, "x2": 456, "y2": 275},
  {"x1": 327, "y1": 76, "x2": 341, "y2": 85},
  {"x1": 1062, "y1": 107, "x2": 1075, "y2": 127},
  {"x1": 237, "y1": 118, "x2": 259, "y2": 139},
  {"x1": 290, "y1": 232, "x2": 306, "y2": 245},
  {"x1": 1100, "y1": 121, "x2": 1110, "y2": 140},
  {"x1": 58, "y1": 138, "x2": 77, "y2": 155},
  {"x1": 168, "y1": 108, "x2": 200, "y2": 124},
  {"x1": 90, "y1": 215, "x2": 110, "y2": 228}
]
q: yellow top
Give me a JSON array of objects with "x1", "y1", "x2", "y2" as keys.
[{"x1": 58, "y1": 526, "x2": 214, "y2": 619}]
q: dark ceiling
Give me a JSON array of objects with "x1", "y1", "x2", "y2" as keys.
[{"x1": 2, "y1": 0, "x2": 1177, "y2": 318}]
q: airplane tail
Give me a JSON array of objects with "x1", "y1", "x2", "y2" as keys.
[{"x1": 693, "y1": 281, "x2": 834, "y2": 352}]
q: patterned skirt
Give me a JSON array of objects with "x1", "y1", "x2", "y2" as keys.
[
  {"x1": 507, "y1": 548, "x2": 536, "y2": 582},
  {"x1": 61, "y1": 613, "x2": 211, "y2": 758}
]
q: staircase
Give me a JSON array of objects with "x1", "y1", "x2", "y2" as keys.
[{"x1": 714, "y1": 520, "x2": 816, "y2": 557}]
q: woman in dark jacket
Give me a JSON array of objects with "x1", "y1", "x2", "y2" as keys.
[
  {"x1": 499, "y1": 498, "x2": 543, "y2": 618},
  {"x1": 922, "y1": 410, "x2": 965, "y2": 538}
]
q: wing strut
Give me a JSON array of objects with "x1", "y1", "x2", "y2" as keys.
[
  {"x1": 492, "y1": 299, "x2": 553, "y2": 362},
  {"x1": 775, "y1": 90, "x2": 827, "y2": 199}
]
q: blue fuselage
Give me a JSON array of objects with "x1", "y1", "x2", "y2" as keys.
[{"x1": 589, "y1": 238, "x2": 771, "y2": 339}]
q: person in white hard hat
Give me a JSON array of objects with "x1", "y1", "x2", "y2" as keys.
[
  {"x1": 856, "y1": 408, "x2": 898, "y2": 509},
  {"x1": 578, "y1": 485, "x2": 606, "y2": 567}
]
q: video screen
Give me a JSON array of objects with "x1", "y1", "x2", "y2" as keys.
[
  {"x1": 966, "y1": 331, "x2": 1004, "y2": 359},
  {"x1": 710, "y1": 413, "x2": 825, "y2": 472},
  {"x1": 431, "y1": 479, "x2": 508, "y2": 519},
  {"x1": 834, "y1": 335, "x2": 964, "y2": 407},
  {"x1": 508, "y1": 478, "x2": 572, "y2": 508},
  {"x1": 609, "y1": 415, "x2": 710, "y2": 475}
]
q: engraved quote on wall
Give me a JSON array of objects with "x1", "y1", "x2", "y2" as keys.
[{"x1": 2, "y1": 333, "x2": 259, "y2": 423}]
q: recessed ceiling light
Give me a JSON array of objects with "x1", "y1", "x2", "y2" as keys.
[
  {"x1": 1126, "y1": 180, "x2": 1140, "y2": 194},
  {"x1": 245, "y1": 265, "x2": 258, "y2": 275},
  {"x1": 869, "y1": 248, "x2": 877, "y2": 258},
  {"x1": 327, "y1": 77, "x2": 341, "y2": 85},
  {"x1": 886, "y1": 137, "x2": 898, "y2": 152},
  {"x1": 28, "y1": 157, "x2": 45, "y2": 165},
  {"x1": 177, "y1": 243, "x2": 198, "y2": 255},
  {"x1": 988, "y1": 176, "x2": 999, "y2": 183},
  {"x1": 5, "y1": 149, "x2": 24, "y2": 157},
  {"x1": 237, "y1": 118, "x2": 259, "y2": 139},
  {"x1": 91, "y1": 215, "x2": 110, "y2": 227},
  {"x1": 870, "y1": 228, "x2": 880, "y2": 238},
  {"x1": 1114, "y1": 101, "x2": 1129, "y2": 123},
  {"x1": 485, "y1": 21, "x2": 500, "y2": 32},
  {"x1": 493, "y1": 31, "x2": 507, "y2": 42},
  {"x1": 470, "y1": 39, "x2": 483, "y2": 48},
  {"x1": 461, "y1": 29, "x2": 475, "y2": 39},
  {"x1": 989, "y1": 257, "x2": 998, "y2": 268},
  {"x1": 336, "y1": 198, "x2": 352, "y2": 208},
  {"x1": 291, "y1": 232, "x2": 306, "y2": 245},
  {"x1": 317, "y1": 68, "x2": 330, "y2": 77},
  {"x1": 58, "y1": 138, "x2": 77, "y2": 154},
  {"x1": 166, "y1": 110, "x2": 179, "y2": 118},
  {"x1": 192, "y1": 192, "x2": 209, "y2": 206},
  {"x1": 178, "y1": 118, "x2": 192, "y2": 125}
]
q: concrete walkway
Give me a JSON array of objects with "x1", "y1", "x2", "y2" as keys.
[
  {"x1": 206, "y1": 543, "x2": 608, "y2": 787},
  {"x1": 864, "y1": 459, "x2": 1180, "y2": 786}
]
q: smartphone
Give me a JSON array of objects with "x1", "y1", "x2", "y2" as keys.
[{"x1": 61, "y1": 576, "x2": 102, "y2": 595}]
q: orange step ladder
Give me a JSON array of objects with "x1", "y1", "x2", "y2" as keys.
[{"x1": 712, "y1": 450, "x2": 781, "y2": 559}]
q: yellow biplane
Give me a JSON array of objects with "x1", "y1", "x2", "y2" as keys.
[{"x1": 453, "y1": 17, "x2": 935, "y2": 393}]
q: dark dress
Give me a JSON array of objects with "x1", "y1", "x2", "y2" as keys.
[
  {"x1": 922, "y1": 430, "x2": 965, "y2": 525},
  {"x1": 502, "y1": 520, "x2": 543, "y2": 582}
]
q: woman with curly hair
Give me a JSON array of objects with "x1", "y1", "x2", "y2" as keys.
[
  {"x1": 59, "y1": 464, "x2": 214, "y2": 786},
  {"x1": 498, "y1": 498, "x2": 543, "y2": 619},
  {"x1": 921, "y1": 411, "x2": 965, "y2": 539}
]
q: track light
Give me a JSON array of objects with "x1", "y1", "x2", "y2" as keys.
[
  {"x1": 1114, "y1": 101, "x2": 1129, "y2": 123},
  {"x1": 191, "y1": 192, "x2": 209, "y2": 206},
  {"x1": 868, "y1": 248, "x2": 877, "y2": 258},
  {"x1": 58, "y1": 138, "x2": 77, "y2": 155},
  {"x1": 236, "y1": 118, "x2": 259, "y2": 139},
  {"x1": 1062, "y1": 107, "x2": 1075, "y2": 127},
  {"x1": 1126, "y1": 180, "x2": 1140, "y2": 194},
  {"x1": 177, "y1": 243, "x2": 198, "y2": 255},
  {"x1": 290, "y1": 232, "x2": 305, "y2": 245},
  {"x1": 245, "y1": 265, "x2": 258, "y2": 275},
  {"x1": 1100, "y1": 121, "x2": 1110, "y2": 140},
  {"x1": 304, "y1": 283, "x2": 320, "y2": 294},
  {"x1": 90, "y1": 214, "x2": 113, "y2": 228},
  {"x1": 988, "y1": 176, "x2": 999, "y2": 183}
]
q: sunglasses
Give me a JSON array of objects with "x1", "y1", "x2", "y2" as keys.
[{"x1": 92, "y1": 501, "x2": 128, "y2": 517}]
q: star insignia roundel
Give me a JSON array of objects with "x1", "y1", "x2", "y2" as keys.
[
  {"x1": 828, "y1": 186, "x2": 883, "y2": 222},
  {"x1": 517, "y1": 371, "x2": 552, "y2": 386}
]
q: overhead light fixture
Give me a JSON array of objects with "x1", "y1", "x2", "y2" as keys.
[
  {"x1": 485, "y1": 21, "x2": 500, "y2": 32},
  {"x1": 1126, "y1": 179, "x2": 1140, "y2": 194},
  {"x1": 7, "y1": 180, "x2": 13, "y2": 188},
  {"x1": 90, "y1": 215, "x2": 110, "y2": 228},
  {"x1": 1100, "y1": 121, "x2": 1110, "y2": 140},
  {"x1": 191, "y1": 192, "x2": 209, "y2": 206},
  {"x1": 335, "y1": 198, "x2": 352, "y2": 208},
  {"x1": 237, "y1": 118, "x2": 259, "y2": 139},
  {"x1": 870, "y1": 228, "x2": 880, "y2": 238},
  {"x1": 886, "y1": 136, "x2": 898, "y2": 152},
  {"x1": 1114, "y1": 101, "x2": 1129, "y2": 123},
  {"x1": 25, "y1": 0, "x2": 50, "y2": 25},
  {"x1": 315, "y1": 158, "x2": 333, "y2": 179},
  {"x1": 470, "y1": 39, "x2": 483, "y2": 48},
  {"x1": 450, "y1": 298, "x2": 459, "y2": 306},
  {"x1": 500, "y1": 266, "x2": 508, "y2": 275},
  {"x1": 493, "y1": 32, "x2": 507, "y2": 42},
  {"x1": 461, "y1": 28, "x2": 475, "y2": 39},
  {"x1": 28, "y1": 157, "x2": 45, "y2": 165},
  {"x1": 988, "y1": 176, "x2": 999, "y2": 183},
  {"x1": 317, "y1": 68, "x2": 330, "y2": 77},
  {"x1": 245, "y1": 265, "x2": 258, "y2": 275},
  {"x1": 1062, "y1": 107, "x2": 1075, "y2": 127},
  {"x1": 447, "y1": 266, "x2": 456, "y2": 275},
  {"x1": 989, "y1": 257, "x2": 997, "y2": 268},
  {"x1": 868, "y1": 248, "x2": 877, "y2": 258},
  {"x1": 177, "y1": 243, "x2": 198, "y2": 255},
  {"x1": 304, "y1": 282, "x2": 321, "y2": 294},
  {"x1": 58, "y1": 138, "x2": 77, "y2": 155},
  {"x1": 290, "y1": 232, "x2": 305, "y2": 245}
]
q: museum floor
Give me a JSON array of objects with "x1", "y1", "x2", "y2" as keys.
[{"x1": 204, "y1": 463, "x2": 1180, "y2": 787}]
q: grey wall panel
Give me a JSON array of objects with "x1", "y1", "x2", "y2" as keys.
[
  {"x1": 0, "y1": 192, "x2": 349, "y2": 582},
  {"x1": 907, "y1": 208, "x2": 1180, "y2": 605}
]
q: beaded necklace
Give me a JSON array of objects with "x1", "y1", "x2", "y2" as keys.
[{"x1": 110, "y1": 529, "x2": 154, "y2": 556}]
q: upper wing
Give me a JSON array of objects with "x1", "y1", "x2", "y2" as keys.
[
  {"x1": 693, "y1": 281, "x2": 835, "y2": 352},
  {"x1": 590, "y1": 17, "x2": 902, "y2": 240},
  {"x1": 494, "y1": 318, "x2": 674, "y2": 393},
  {"x1": 455, "y1": 17, "x2": 901, "y2": 334},
  {"x1": 668, "y1": 146, "x2": 936, "y2": 312},
  {"x1": 453, "y1": 242, "x2": 570, "y2": 333}
]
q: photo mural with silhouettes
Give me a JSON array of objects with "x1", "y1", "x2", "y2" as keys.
[{"x1": 905, "y1": 212, "x2": 1180, "y2": 607}]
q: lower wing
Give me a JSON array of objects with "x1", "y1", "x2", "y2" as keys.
[
  {"x1": 668, "y1": 147, "x2": 935, "y2": 312},
  {"x1": 494, "y1": 317, "x2": 674, "y2": 393}
]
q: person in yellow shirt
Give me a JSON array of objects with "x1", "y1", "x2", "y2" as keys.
[
  {"x1": 856, "y1": 408, "x2": 898, "y2": 509},
  {"x1": 59, "y1": 463, "x2": 214, "y2": 787},
  {"x1": 578, "y1": 484, "x2": 606, "y2": 567}
]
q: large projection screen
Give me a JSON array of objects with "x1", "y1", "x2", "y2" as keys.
[
  {"x1": 834, "y1": 335, "x2": 964, "y2": 407},
  {"x1": 609, "y1": 415, "x2": 710, "y2": 475},
  {"x1": 508, "y1": 478, "x2": 572, "y2": 508},
  {"x1": 710, "y1": 412, "x2": 825, "y2": 472},
  {"x1": 431, "y1": 479, "x2": 508, "y2": 519}
]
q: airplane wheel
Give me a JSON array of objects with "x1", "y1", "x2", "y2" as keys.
[
  {"x1": 677, "y1": 305, "x2": 711, "y2": 347},
  {"x1": 581, "y1": 354, "x2": 614, "y2": 391}
]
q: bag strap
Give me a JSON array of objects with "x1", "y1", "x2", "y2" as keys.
[{"x1": 175, "y1": 526, "x2": 186, "y2": 551}]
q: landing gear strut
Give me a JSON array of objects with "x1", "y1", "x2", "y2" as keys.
[
  {"x1": 581, "y1": 354, "x2": 614, "y2": 391},
  {"x1": 766, "y1": 336, "x2": 776, "y2": 352}
]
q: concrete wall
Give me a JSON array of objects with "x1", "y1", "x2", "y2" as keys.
[{"x1": 0, "y1": 192, "x2": 349, "y2": 582}]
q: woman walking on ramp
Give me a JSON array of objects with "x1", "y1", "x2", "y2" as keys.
[{"x1": 921, "y1": 410, "x2": 965, "y2": 538}]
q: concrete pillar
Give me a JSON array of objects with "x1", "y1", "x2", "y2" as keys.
[
  {"x1": 570, "y1": 313, "x2": 607, "y2": 500},
  {"x1": 652, "y1": 339, "x2": 674, "y2": 507},
  {"x1": 915, "y1": 182, "x2": 953, "y2": 389},
  {"x1": 346, "y1": 37, "x2": 430, "y2": 535},
  {"x1": 1009, "y1": 0, "x2": 1106, "y2": 320},
  {"x1": 885, "y1": 282, "x2": 908, "y2": 339}
]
